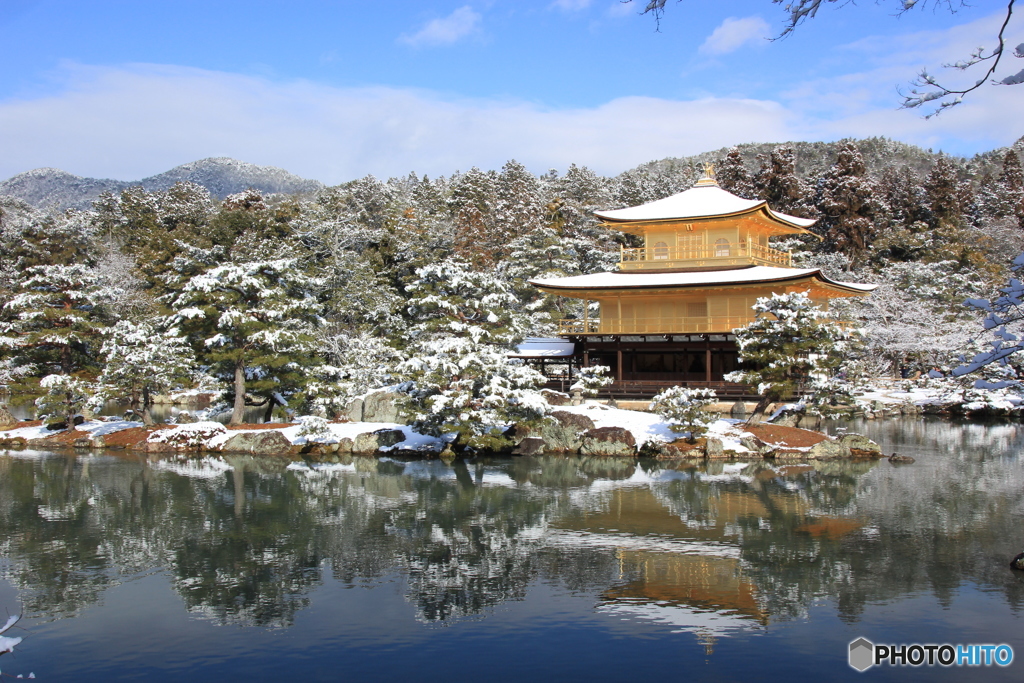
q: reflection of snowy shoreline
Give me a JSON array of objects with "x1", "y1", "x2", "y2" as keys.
[
  {"x1": 544, "y1": 529, "x2": 740, "y2": 559},
  {"x1": 597, "y1": 599, "x2": 764, "y2": 636}
]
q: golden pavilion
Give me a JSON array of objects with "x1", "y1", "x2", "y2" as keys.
[{"x1": 528, "y1": 167, "x2": 875, "y2": 397}]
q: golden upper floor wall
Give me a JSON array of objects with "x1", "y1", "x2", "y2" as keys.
[{"x1": 595, "y1": 175, "x2": 817, "y2": 271}]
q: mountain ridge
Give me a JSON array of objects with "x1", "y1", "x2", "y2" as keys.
[{"x1": 0, "y1": 157, "x2": 324, "y2": 210}]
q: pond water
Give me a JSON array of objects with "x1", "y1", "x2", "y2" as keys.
[{"x1": 1, "y1": 418, "x2": 1022, "y2": 681}]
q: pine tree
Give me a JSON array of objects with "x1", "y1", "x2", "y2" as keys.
[
  {"x1": 1, "y1": 264, "x2": 111, "y2": 387},
  {"x1": 716, "y1": 147, "x2": 755, "y2": 199},
  {"x1": 448, "y1": 167, "x2": 498, "y2": 267},
  {"x1": 404, "y1": 259, "x2": 529, "y2": 347},
  {"x1": 34, "y1": 373, "x2": 93, "y2": 429},
  {"x1": 991, "y1": 150, "x2": 1024, "y2": 229},
  {"x1": 168, "y1": 253, "x2": 322, "y2": 424},
  {"x1": 753, "y1": 147, "x2": 812, "y2": 218},
  {"x1": 306, "y1": 330, "x2": 406, "y2": 418},
  {"x1": 493, "y1": 159, "x2": 544, "y2": 253},
  {"x1": 725, "y1": 292, "x2": 854, "y2": 423},
  {"x1": 925, "y1": 155, "x2": 965, "y2": 228},
  {"x1": 400, "y1": 259, "x2": 546, "y2": 450},
  {"x1": 816, "y1": 142, "x2": 876, "y2": 269},
  {"x1": 95, "y1": 320, "x2": 196, "y2": 425},
  {"x1": 649, "y1": 386, "x2": 718, "y2": 443}
]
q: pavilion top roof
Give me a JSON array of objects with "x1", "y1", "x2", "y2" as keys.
[{"x1": 594, "y1": 179, "x2": 816, "y2": 229}]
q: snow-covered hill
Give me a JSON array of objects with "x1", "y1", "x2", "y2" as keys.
[{"x1": 0, "y1": 158, "x2": 324, "y2": 210}]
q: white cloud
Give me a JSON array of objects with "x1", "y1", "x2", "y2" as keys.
[
  {"x1": 699, "y1": 16, "x2": 770, "y2": 56},
  {"x1": 0, "y1": 63, "x2": 801, "y2": 183},
  {"x1": 550, "y1": 0, "x2": 592, "y2": 11},
  {"x1": 0, "y1": 52, "x2": 1019, "y2": 186},
  {"x1": 399, "y1": 6, "x2": 482, "y2": 47}
]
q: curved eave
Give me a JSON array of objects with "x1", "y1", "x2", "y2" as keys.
[
  {"x1": 597, "y1": 205, "x2": 819, "y2": 238},
  {"x1": 531, "y1": 269, "x2": 876, "y2": 298}
]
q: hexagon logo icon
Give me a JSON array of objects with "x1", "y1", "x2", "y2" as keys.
[{"x1": 849, "y1": 637, "x2": 874, "y2": 672}]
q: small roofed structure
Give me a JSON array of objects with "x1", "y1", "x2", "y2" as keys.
[
  {"x1": 509, "y1": 337, "x2": 579, "y2": 386},
  {"x1": 527, "y1": 165, "x2": 875, "y2": 398}
]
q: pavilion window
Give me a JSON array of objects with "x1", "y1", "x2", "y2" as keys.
[
  {"x1": 653, "y1": 241, "x2": 669, "y2": 260},
  {"x1": 714, "y1": 238, "x2": 730, "y2": 257}
]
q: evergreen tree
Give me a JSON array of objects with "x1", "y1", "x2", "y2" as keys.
[
  {"x1": 448, "y1": 167, "x2": 498, "y2": 267},
  {"x1": 306, "y1": 330, "x2": 406, "y2": 418},
  {"x1": 404, "y1": 259, "x2": 529, "y2": 347},
  {"x1": 716, "y1": 147, "x2": 755, "y2": 198},
  {"x1": 1, "y1": 264, "x2": 111, "y2": 387},
  {"x1": 924, "y1": 155, "x2": 966, "y2": 228},
  {"x1": 400, "y1": 259, "x2": 546, "y2": 450},
  {"x1": 493, "y1": 160, "x2": 544, "y2": 248},
  {"x1": 168, "y1": 254, "x2": 322, "y2": 424},
  {"x1": 34, "y1": 373, "x2": 93, "y2": 429},
  {"x1": 649, "y1": 386, "x2": 718, "y2": 443},
  {"x1": 725, "y1": 292, "x2": 855, "y2": 423},
  {"x1": 753, "y1": 147, "x2": 811, "y2": 217},
  {"x1": 95, "y1": 320, "x2": 196, "y2": 425},
  {"x1": 816, "y1": 142, "x2": 876, "y2": 269},
  {"x1": 990, "y1": 150, "x2": 1024, "y2": 229}
]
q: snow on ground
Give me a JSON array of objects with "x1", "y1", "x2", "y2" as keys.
[
  {"x1": 147, "y1": 419, "x2": 448, "y2": 452},
  {"x1": 558, "y1": 403, "x2": 675, "y2": 444},
  {"x1": 0, "y1": 423, "x2": 55, "y2": 440},
  {"x1": 559, "y1": 402, "x2": 754, "y2": 453},
  {"x1": 1, "y1": 419, "x2": 140, "y2": 441},
  {"x1": 852, "y1": 377, "x2": 1024, "y2": 413},
  {"x1": 75, "y1": 420, "x2": 140, "y2": 436}
]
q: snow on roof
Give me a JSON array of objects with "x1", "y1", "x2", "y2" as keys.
[
  {"x1": 531, "y1": 266, "x2": 877, "y2": 294},
  {"x1": 594, "y1": 182, "x2": 816, "y2": 229},
  {"x1": 510, "y1": 337, "x2": 576, "y2": 358}
]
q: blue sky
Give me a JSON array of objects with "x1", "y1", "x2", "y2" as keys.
[{"x1": 1, "y1": 0, "x2": 1021, "y2": 183}]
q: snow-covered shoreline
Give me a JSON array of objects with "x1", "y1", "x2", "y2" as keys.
[{"x1": 0, "y1": 401, "x2": 881, "y2": 462}]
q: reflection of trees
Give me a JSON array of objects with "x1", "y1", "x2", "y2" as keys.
[{"x1": 1, "y1": 421, "x2": 1023, "y2": 630}]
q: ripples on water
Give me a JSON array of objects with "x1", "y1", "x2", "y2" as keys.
[{"x1": 1, "y1": 418, "x2": 1023, "y2": 681}]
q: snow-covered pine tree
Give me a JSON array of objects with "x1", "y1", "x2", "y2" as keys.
[
  {"x1": 306, "y1": 330, "x2": 406, "y2": 418},
  {"x1": 570, "y1": 365, "x2": 613, "y2": 397},
  {"x1": 168, "y1": 253, "x2": 322, "y2": 424},
  {"x1": 925, "y1": 155, "x2": 967, "y2": 228},
  {"x1": 753, "y1": 147, "x2": 813, "y2": 218},
  {"x1": 987, "y1": 150, "x2": 1024, "y2": 229},
  {"x1": 1, "y1": 264, "x2": 111, "y2": 388},
  {"x1": 449, "y1": 167, "x2": 498, "y2": 267},
  {"x1": 405, "y1": 259, "x2": 529, "y2": 346},
  {"x1": 725, "y1": 292, "x2": 855, "y2": 423},
  {"x1": 649, "y1": 386, "x2": 718, "y2": 443},
  {"x1": 400, "y1": 259, "x2": 547, "y2": 450},
  {"x1": 493, "y1": 159, "x2": 544, "y2": 249},
  {"x1": 34, "y1": 373, "x2": 92, "y2": 429},
  {"x1": 816, "y1": 142, "x2": 876, "y2": 269},
  {"x1": 95, "y1": 320, "x2": 196, "y2": 425},
  {"x1": 716, "y1": 147, "x2": 755, "y2": 199},
  {"x1": 400, "y1": 338, "x2": 548, "y2": 451}
]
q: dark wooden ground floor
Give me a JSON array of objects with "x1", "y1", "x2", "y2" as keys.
[{"x1": 530, "y1": 334, "x2": 757, "y2": 399}]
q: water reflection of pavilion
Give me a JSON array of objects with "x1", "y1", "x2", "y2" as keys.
[{"x1": 549, "y1": 482, "x2": 838, "y2": 642}]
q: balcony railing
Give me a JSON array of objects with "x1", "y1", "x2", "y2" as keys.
[
  {"x1": 558, "y1": 315, "x2": 853, "y2": 336},
  {"x1": 558, "y1": 316, "x2": 755, "y2": 335},
  {"x1": 619, "y1": 240, "x2": 791, "y2": 269}
]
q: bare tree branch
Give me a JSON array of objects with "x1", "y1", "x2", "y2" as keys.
[
  {"x1": 630, "y1": 0, "x2": 1021, "y2": 117},
  {"x1": 900, "y1": 0, "x2": 1017, "y2": 117}
]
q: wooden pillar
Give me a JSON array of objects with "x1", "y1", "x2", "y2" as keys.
[
  {"x1": 616, "y1": 344, "x2": 623, "y2": 381},
  {"x1": 705, "y1": 336, "x2": 712, "y2": 384}
]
